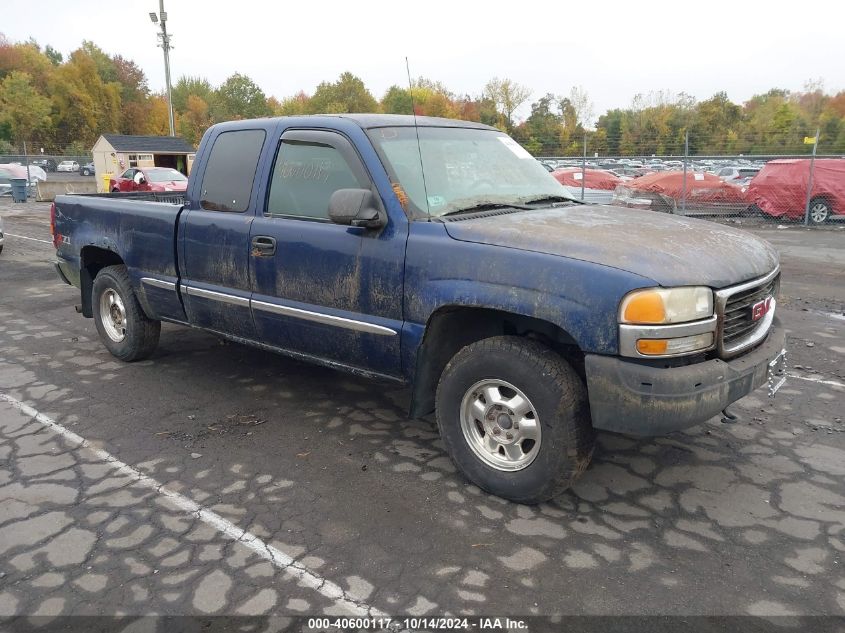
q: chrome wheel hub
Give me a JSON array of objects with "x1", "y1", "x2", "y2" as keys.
[
  {"x1": 460, "y1": 379, "x2": 541, "y2": 471},
  {"x1": 99, "y1": 289, "x2": 127, "y2": 343}
]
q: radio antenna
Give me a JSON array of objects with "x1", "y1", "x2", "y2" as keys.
[{"x1": 406, "y1": 57, "x2": 431, "y2": 220}]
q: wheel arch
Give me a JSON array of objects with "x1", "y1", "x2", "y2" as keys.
[
  {"x1": 409, "y1": 305, "x2": 584, "y2": 418},
  {"x1": 79, "y1": 246, "x2": 125, "y2": 318},
  {"x1": 810, "y1": 194, "x2": 835, "y2": 211}
]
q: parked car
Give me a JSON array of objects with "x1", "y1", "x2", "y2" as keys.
[
  {"x1": 746, "y1": 159, "x2": 845, "y2": 224},
  {"x1": 613, "y1": 171, "x2": 748, "y2": 215},
  {"x1": 0, "y1": 163, "x2": 46, "y2": 182},
  {"x1": 551, "y1": 168, "x2": 622, "y2": 204},
  {"x1": 109, "y1": 167, "x2": 188, "y2": 193},
  {"x1": 81, "y1": 162, "x2": 96, "y2": 176},
  {"x1": 57, "y1": 160, "x2": 80, "y2": 173},
  {"x1": 717, "y1": 166, "x2": 761, "y2": 184},
  {"x1": 52, "y1": 114, "x2": 786, "y2": 503},
  {"x1": 32, "y1": 158, "x2": 58, "y2": 172}
]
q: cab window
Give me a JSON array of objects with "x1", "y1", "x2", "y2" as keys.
[{"x1": 200, "y1": 129, "x2": 266, "y2": 212}]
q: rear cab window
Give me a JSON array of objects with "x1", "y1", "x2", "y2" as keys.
[{"x1": 200, "y1": 129, "x2": 266, "y2": 212}]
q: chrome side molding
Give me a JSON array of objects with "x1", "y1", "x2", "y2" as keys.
[
  {"x1": 140, "y1": 277, "x2": 177, "y2": 291},
  {"x1": 179, "y1": 284, "x2": 397, "y2": 336},
  {"x1": 251, "y1": 299, "x2": 396, "y2": 336}
]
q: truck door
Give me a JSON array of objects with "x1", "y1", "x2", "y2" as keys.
[
  {"x1": 180, "y1": 128, "x2": 266, "y2": 339},
  {"x1": 248, "y1": 128, "x2": 406, "y2": 378}
]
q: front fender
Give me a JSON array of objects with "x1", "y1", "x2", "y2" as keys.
[{"x1": 403, "y1": 222, "x2": 654, "y2": 357}]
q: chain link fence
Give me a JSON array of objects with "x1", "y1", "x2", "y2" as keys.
[
  {"x1": 537, "y1": 131, "x2": 845, "y2": 227},
  {"x1": 1, "y1": 137, "x2": 95, "y2": 198},
  {"x1": 3, "y1": 131, "x2": 843, "y2": 227}
]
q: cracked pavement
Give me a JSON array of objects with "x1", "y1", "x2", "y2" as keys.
[{"x1": 0, "y1": 200, "x2": 843, "y2": 618}]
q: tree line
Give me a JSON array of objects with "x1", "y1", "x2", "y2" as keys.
[{"x1": 1, "y1": 34, "x2": 843, "y2": 156}]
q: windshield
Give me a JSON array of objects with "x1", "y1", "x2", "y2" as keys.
[
  {"x1": 367, "y1": 126, "x2": 574, "y2": 219},
  {"x1": 145, "y1": 168, "x2": 187, "y2": 183}
]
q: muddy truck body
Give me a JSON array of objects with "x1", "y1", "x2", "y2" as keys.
[{"x1": 52, "y1": 115, "x2": 786, "y2": 502}]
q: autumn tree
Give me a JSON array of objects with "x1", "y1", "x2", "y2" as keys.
[
  {"x1": 273, "y1": 91, "x2": 311, "y2": 116},
  {"x1": 176, "y1": 95, "x2": 212, "y2": 146}
]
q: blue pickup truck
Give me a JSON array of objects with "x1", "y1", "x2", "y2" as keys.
[{"x1": 52, "y1": 114, "x2": 786, "y2": 502}]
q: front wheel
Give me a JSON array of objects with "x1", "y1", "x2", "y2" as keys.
[
  {"x1": 92, "y1": 265, "x2": 160, "y2": 361},
  {"x1": 808, "y1": 198, "x2": 832, "y2": 224},
  {"x1": 435, "y1": 336, "x2": 594, "y2": 503}
]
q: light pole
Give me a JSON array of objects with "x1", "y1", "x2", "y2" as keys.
[{"x1": 150, "y1": 1, "x2": 175, "y2": 137}]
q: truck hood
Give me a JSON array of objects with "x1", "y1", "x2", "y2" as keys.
[{"x1": 442, "y1": 205, "x2": 779, "y2": 288}]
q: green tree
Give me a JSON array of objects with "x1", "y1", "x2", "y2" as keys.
[
  {"x1": 0, "y1": 71, "x2": 51, "y2": 141},
  {"x1": 172, "y1": 76, "x2": 215, "y2": 113},
  {"x1": 308, "y1": 72, "x2": 378, "y2": 114},
  {"x1": 521, "y1": 94, "x2": 563, "y2": 154},
  {"x1": 381, "y1": 85, "x2": 413, "y2": 114},
  {"x1": 483, "y1": 77, "x2": 531, "y2": 131},
  {"x1": 45, "y1": 45, "x2": 63, "y2": 66},
  {"x1": 214, "y1": 73, "x2": 270, "y2": 120}
]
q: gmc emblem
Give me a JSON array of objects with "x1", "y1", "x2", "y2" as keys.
[{"x1": 751, "y1": 297, "x2": 773, "y2": 321}]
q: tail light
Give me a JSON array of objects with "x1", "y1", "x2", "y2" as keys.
[{"x1": 50, "y1": 202, "x2": 61, "y2": 249}]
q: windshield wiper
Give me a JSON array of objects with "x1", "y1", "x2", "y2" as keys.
[
  {"x1": 440, "y1": 202, "x2": 533, "y2": 217},
  {"x1": 520, "y1": 194, "x2": 582, "y2": 206}
]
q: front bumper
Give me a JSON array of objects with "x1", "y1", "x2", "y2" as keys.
[{"x1": 585, "y1": 319, "x2": 785, "y2": 435}]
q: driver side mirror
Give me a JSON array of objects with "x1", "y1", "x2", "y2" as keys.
[{"x1": 328, "y1": 189, "x2": 386, "y2": 230}]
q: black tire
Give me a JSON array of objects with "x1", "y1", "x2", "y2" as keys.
[
  {"x1": 92, "y1": 265, "x2": 160, "y2": 361},
  {"x1": 435, "y1": 336, "x2": 594, "y2": 504},
  {"x1": 808, "y1": 198, "x2": 832, "y2": 225}
]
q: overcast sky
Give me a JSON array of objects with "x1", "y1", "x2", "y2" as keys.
[{"x1": 5, "y1": 0, "x2": 844, "y2": 121}]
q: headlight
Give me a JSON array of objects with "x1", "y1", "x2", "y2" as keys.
[
  {"x1": 620, "y1": 287, "x2": 713, "y2": 325},
  {"x1": 618, "y1": 287, "x2": 716, "y2": 358}
]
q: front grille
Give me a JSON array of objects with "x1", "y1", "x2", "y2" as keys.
[{"x1": 717, "y1": 271, "x2": 780, "y2": 357}]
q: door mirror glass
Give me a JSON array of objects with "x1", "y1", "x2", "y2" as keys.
[{"x1": 328, "y1": 188, "x2": 385, "y2": 229}]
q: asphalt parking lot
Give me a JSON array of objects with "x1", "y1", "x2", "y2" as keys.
[{"x1": 0, "y1": 199, "x2": 843, "y2": 622}]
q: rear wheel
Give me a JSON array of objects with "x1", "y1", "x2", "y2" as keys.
[
  {"x1": 92, "y1": 265, "x2": 160, "y2": 361},
  {"x1": 808, "y1": 198, "x2": 831, "y2": 224},
  {"x1": 435, "y1": 336, "x2": 594, "y2": 503}
]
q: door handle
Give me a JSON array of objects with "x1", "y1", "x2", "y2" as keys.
[{"x1": 251, "y1": 236, "x2": 276, "y2": 257}]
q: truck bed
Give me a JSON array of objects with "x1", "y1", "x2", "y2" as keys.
[{"x1": 53, "y1": 192, "x2": 186, "y2": 321}]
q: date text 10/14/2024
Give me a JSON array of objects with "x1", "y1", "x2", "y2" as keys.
[{"x1": 306, "y1": 617, "x2": 529, "y2": 631}]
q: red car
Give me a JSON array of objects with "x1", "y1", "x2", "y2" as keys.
[
  {"x1": 612, "y1": 171, "x2": 747, "y2": 215},
  {"x1": 110, "y1": 167, "x2": 188, "y2": 193},
  {"x1": 745, "y1": 159, "x2": 845, "y2": 224}
]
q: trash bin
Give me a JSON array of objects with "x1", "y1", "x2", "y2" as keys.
[
  {"x1": 10, "y1": 178, "x2": 28, "y2": 203},
  {"x1": 102, "y1": 173, "x2": 113, "y2": 193}
]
